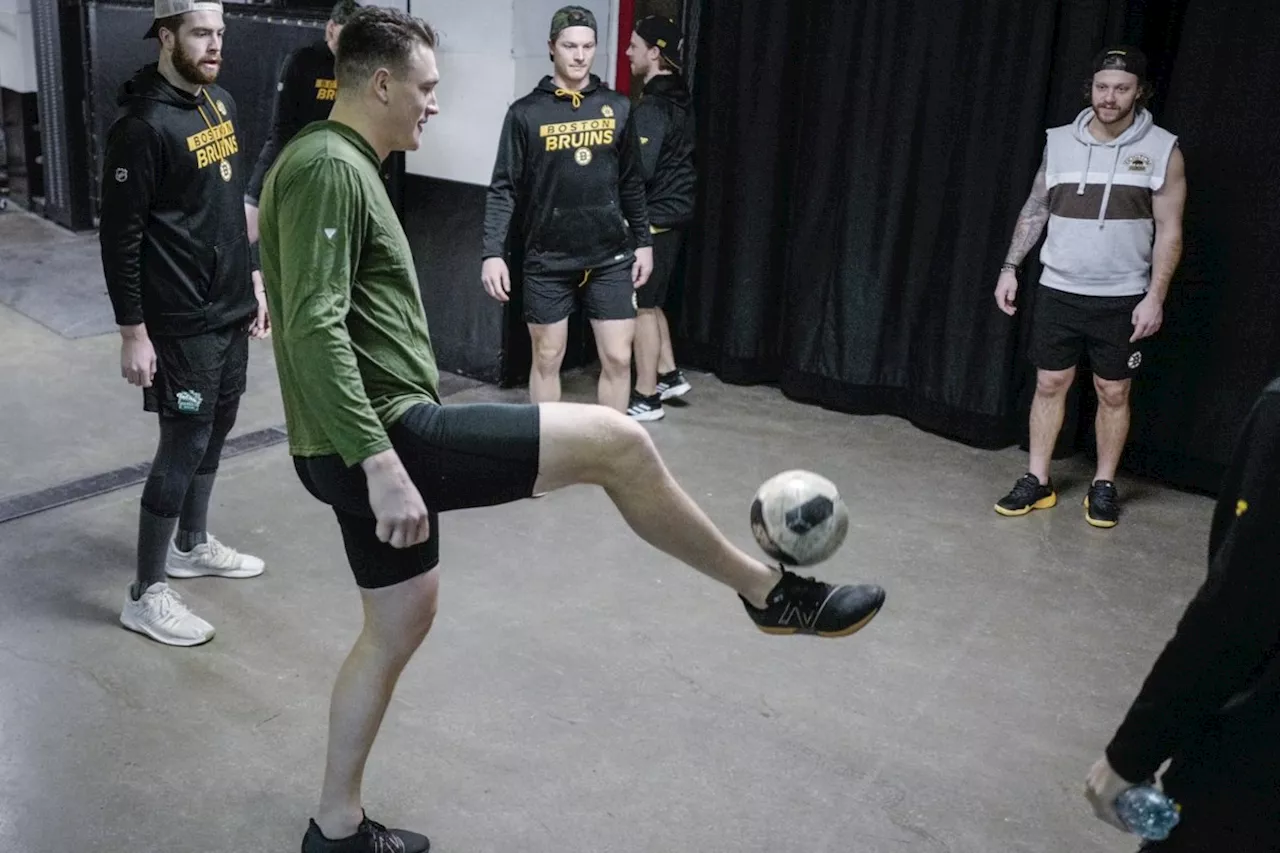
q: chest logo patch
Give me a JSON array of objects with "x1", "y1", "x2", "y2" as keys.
[
  {"x1": 1125, "y1": 153, "x2": 1152, "y2": 173},
  {"x1": 575, "y1": 147, "x2": 593, "y2": 166},
  {"x1": 216, "y1": 99, "x2": 228, "y2": 116},
  {"x1": 115, "y1": 168, "x2": 128, "y2": 183},
  {"x1": 601, "y1": 105, "x2": 614, "y2": 118},
  {"x1": 220, "y1": 159, "x2": 232, "y2": 182}
]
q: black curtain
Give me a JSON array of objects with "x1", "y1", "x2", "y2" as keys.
[{"x1": 677, "y1": 0, "x2": 1280, "y2": 494}]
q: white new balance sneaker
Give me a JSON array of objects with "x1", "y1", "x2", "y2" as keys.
[
  {"x1": 120, "y1": 582, "x2": 215, "y2": 646},
  {"x1": 166, "y1": 535, "x2": 265, "y2": 579}
]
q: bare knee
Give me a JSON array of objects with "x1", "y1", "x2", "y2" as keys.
[
  {"x1": 360, "y1": 571, "x2": 439, "y2": 662},
  {"x1": 531, "y1": 336, "x2": 566, "y2": 375},
  {"x1": 1036, "y1": 369, "x2": 1075, "y2": 397},
  {"x1": 597, "y1": 341, "x2": 632, "y2": 377},
  {"x1": 1094, "y1": 377, "x2": 1131, "y2": 409},
  {"x1": 574, "y1": 406, "x2": 655, "y2": 485}
]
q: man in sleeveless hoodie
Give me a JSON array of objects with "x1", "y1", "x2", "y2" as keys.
[
  {"x1": 993, "y1": 46, "x2": 1187, "y2": 528},
  {"x1": 481, "y1": 5, "x2": 654, "y2": 414},
  {"x1": 623, "y1": 15, "x2": 697, "y2": 422},
  {"x1": 99, "y1": 0, "x2": 268, "y2": 647}
]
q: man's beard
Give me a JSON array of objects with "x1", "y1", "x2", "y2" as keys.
[
  {"x1": 173, "y1": 41, "x2": 219, "y2": 86},
  {"x1": 1094, "y1": 101, "x2": 1134, "y2": 126}
]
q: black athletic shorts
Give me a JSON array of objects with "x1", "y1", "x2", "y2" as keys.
[
  {"x1": 293, "y1": 402, "x2": 541, "y2": 589},
  {"x1": 1028, "y1": 285, "x2": 1146, "y2": 381},
  {"x1": 144, "y1": 324, "x2": 249, "y2": 419},
  {"x1": 636, "y1": 228, "x2": 684, "y2": 310},
  {"x1": 523, "y1": 253, "x2": 637, "y2": 325}
]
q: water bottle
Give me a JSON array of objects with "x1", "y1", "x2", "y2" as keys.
[{"x1": 1115, "y1": 786, "x2": 1181, "y2": 840}]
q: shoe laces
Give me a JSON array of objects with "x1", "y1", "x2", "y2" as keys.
[
  {"x1": 770, "y1": 567, "x2": 827, "y2": 608},
  {"x1": 200, "y1": 536, "x2": 242, "y2": 569},
  {"x1": 1089, "y1": 480, "x2": 1118, "y2": 511},
  {"x1": 358, "y1": 817, "x2": 405, "y2": 853},
  {"x1": 146, "y1": 585, "x2": 193, "y2": 625},
  {"x1": 1008, "y1": 473, "x2": 1045, "y2": 503}
]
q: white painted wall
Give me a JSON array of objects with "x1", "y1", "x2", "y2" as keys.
[
  {"x1": 406, "y1": 0, "x2": 619, "y2": 186},
  {"x1": 0, "y1": 0, "x2": 38, "y2": 94}
]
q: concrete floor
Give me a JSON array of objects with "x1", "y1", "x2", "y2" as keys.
[{"x1": 0, "y1": 210, "x2": 1217, "y2": 853}]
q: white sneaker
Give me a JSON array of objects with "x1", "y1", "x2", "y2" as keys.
[
  {"x1": 166, "y1": 535, "x2": 266, "y2": 579},
  {"x1": 120, "y1": 582, "x2": 215, "y2": 646}
]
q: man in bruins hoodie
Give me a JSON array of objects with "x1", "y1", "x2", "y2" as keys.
[
  {"x1": 482, "y1": 5, "x2": 654, "y2": 413},
  {"x1": 99, "y1": 0, "x2": 267, "y2": 648}
]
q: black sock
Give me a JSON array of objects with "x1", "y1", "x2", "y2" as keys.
[
  {"x1": 134, "y1": 507, "x2": 180, "y2": 599},
  {"x1": 176, "y1": 472, "x2": 217, "y2": 552}
]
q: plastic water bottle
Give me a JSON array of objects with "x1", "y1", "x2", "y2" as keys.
[{"x1": 1115, "y1": 786, "x2": 1181, "y2": 840}]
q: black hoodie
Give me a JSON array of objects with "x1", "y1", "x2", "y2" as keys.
[
  {"x1": 1106, "y1": 377, "x2": 1280, "y2": 818},
  {"x1": 631, "y1": 73, "x2": 696, "y2": 230},
  {"x1": 483, "y1": 74, "x2": 652, "y2": 274},
  {"x1": 99, "y1": 64, "x2": 256, "y2": 338}
]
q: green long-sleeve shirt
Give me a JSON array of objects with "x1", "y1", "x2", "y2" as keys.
[{"x1": 258, "y1": 120, "x2": 439, "y2": 467}]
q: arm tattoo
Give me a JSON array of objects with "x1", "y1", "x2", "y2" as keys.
[{"x1": 1005, "y1": 155, "x2": 1051, "y2": 266}]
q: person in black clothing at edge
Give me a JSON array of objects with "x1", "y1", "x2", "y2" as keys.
[
  {"x1": 621, "y1": 15, "x2": 696, "y2": 422},
  {"x1": 1084, "y1": 377, "x2": 1280, "y2": 852},
  {"x1": 481, "y1": 5, "x2": 655, "y2": 415},
  {"x1": 243, "y1": 0, "x2": 361, "y2": 247},
  {"x1": 99, "y1": 0, "x2": 268, "y2": 647}
]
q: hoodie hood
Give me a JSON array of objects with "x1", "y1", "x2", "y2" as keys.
[
  {"x1": 642, "y1": 73, "x2": 691, "y2": 110},
  {"x1": 116, "y1": 63, "x2": 204, "y2": 110},
  {"x1": 1071, "y1": 106, "x2": 1155, "y2": 228},
  {"x1": 537, "y1": 73, "x2": 603, "y2": 110}
]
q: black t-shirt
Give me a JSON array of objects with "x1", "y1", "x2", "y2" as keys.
[{"x1": 244, "y1": 40, "x2": 336, "y2": 203}]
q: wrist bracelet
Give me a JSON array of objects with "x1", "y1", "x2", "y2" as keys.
[{"x1": 1001, "y1": 262, "x2": 1018, "y2": 273}]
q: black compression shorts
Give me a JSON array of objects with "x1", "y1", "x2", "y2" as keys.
[{"x1": 293, "y1": 402, "x2": 541, "y2": 588}]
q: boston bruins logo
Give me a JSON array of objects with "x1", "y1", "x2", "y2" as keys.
[
  {"x1": 216, "y1": 99, "x2": 228, "y2": 116},
  {"x1": 601, "y1": 105, "x2": 614, "y2": 118},
  {"x1": 220, "y1": 159, "x2": 232, "y2": 182},
  {"x1": 574, "y1": 147, "x2": 592, "y2": 166}
]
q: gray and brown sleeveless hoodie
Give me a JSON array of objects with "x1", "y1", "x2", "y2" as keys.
[{"x1": 1039, "y1": 107, "x2": 1178, "y2": 297}]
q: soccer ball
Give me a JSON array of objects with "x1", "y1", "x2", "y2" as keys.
[{"x1": 749, "y1": 470, "x2": 850, "y2": 566}]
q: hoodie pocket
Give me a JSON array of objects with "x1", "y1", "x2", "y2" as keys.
[
  {"x1": 211, "y1": 234, "x2": 252, "y2": 305},
  {"x1": 535, "y1": 203, "x2": 630, "y2": 258}
]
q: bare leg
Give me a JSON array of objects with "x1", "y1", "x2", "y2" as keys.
[
  {"x1": 1028, "y1": 367, "x2": 1076, "y2": 483},
  {"x1": 533, "y1": 403, "x2": 781, "y2": 607},
  {"x1": 656, "y1": 308, "x2": 677, "y2": 375},
  {"x1": 315, "y1": 571, "x2": 439, "y2": 840},
  {"x1": 590, "y1": 318, "x2": 636, "y2": 412},
  {"x1": 633, "y1": 308, "x2": 662, "y2": 397},
  {"x1": 1093, "y1": 376, "x2": 1132, "y2": 482},
  {"x1": 528, "y1": 320, "x2": 569, "y2": 404}
]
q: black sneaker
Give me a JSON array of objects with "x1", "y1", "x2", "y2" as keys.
[
  {"x1": 655, "y1": 369, "x2": 692, "y2": 401},
  {"x1": 741, "y1": 567, "x2": 885, "y2": 638},
  {"x1": 626, "y1": 390, "x2": 665, "y2": 421},
  {"x1": 994, "y1": 473, "x2": 1058, "y2": 516},
  {"x1": 301, "y1": 814, "x2": 429, "y2": 853},
  {"x1": 1084, "y1": 480, "x2": 1120, "y2": 528}
]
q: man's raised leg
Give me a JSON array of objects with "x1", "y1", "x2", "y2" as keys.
[{"x1": 532, "y1": 403, "x2": 885, "y2": 634}]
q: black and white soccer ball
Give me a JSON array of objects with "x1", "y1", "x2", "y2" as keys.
[{"x1": 749, "y1": 470, "x2": 850, "y2": 566}]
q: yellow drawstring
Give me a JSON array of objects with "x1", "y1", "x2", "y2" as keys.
[
  {"x1": 577, "y1": 269, "x2": 592, "y2": 288},
  {"x1": 555, "y1": 88, "x2": 584, "y2": 110}
]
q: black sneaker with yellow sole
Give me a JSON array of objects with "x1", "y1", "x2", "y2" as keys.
[
  {"x1": 301, "y1": 814, "x2": 429, "y2": 853},
  {"x1": 741, "y1": 568, "x2": 885, "y2": 638},
  {"x1": 1084, "y1": 480, "x2": 1120, "y2": 528},
  {"x1": 994, "y1": 473, "x2": 1058, "y2": 516}
]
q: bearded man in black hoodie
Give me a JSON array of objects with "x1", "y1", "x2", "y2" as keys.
[
  {"x1": 622, "y1": 15, "x2": 696, "y2": 422},
  {"x1": 99, "y1": 0, "x2": 267, "y2": 648}
]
